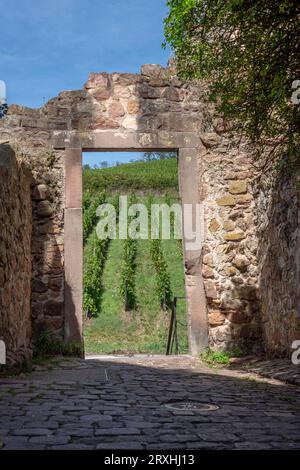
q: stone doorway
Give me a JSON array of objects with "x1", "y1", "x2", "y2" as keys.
[
  {"x1": 82, "y1": 150, "x2": 187, "y2": 354},
  {"x1": 54, "y1": 129, "x2": 208, "y2": 355}
]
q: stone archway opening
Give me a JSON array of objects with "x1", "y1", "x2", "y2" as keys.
[
  {"x1": 82, "y1": 150, "x2": 189, "y2": 355},
  {"x1": 55, "y1": 130, "x2": 208, "y2": 356}
]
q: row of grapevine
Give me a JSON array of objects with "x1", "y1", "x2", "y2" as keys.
[
  {"x1": 150, "y1": 239, "x2": 172, "y2": 310},
  {"x1": 147, "y1": 194, "x2": 173, "y2": 310},
  {"x1": 83, "y1": 191, "x2": 106, "y2": 243},
  {"x1": 83, "y1": 192, "x2": 121, "y2": 317},
  {"x1": 120, "y1": 194, "x2": 137, "y2": 311},
  {"x1": 120, "y1": 237, "x2": 137, "y2": 311},
  {"x1": 83, "y1": 230, "x2": 110, "y2": 318}
]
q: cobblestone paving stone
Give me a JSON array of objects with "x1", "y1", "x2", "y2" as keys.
[{"x1": 0, "y1": 355, "x2": 299, "y2": 450}]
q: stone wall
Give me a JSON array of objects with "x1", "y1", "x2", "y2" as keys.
[
  {"x1": 254, "y1": 169, "x2": 300, "y2": 356},
  {"x1": 0, "y1": 119, "x2": 65, "y2": 348},
  {"x1": 198, "y1": 134, "x2": 262, "y2": 354},
  {"x1": 0, "y1": 63, "x2": 298, "y2": 359},
  {"x1": 0, "y1": 145, "x2": 33, "y2": 366}
]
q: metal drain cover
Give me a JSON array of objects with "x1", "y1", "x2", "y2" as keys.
[{"x1": 163, "y1": 401, "x2": 219, "y2": 412}]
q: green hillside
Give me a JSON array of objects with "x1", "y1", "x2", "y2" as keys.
[
  {"x1": 83, "y1": 157, "x2": 188, "y2": 355},
  {"x1": 83, "y1": 157, "x2": 179, "y2": 193}
]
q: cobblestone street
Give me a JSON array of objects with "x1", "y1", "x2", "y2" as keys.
[{"x1": 0, "y1": 355, "x2": 299, "y2": 450}]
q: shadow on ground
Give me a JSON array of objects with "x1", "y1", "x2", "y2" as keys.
[{"x1": 0, "y1": 355, "x2": 299, "y2": 450}]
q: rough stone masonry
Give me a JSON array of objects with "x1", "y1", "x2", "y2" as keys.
[{"x1": 0, "y1": 63, "x2": 299, "y2": 367}]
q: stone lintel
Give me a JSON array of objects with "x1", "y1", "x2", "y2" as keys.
[{"x1": 52, "y1": 130, "x2": 199, "y2": 150}]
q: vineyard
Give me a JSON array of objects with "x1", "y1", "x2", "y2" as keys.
[{"x1": 83, "y1": 157, "x2": 188, "y2": 354}]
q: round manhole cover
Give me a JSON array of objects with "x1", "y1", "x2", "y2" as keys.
[{"x1": 163, "y1": 401, "x2": 219, "y2": 412}]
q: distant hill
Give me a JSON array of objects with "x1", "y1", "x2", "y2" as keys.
[{"x1": 83, "y1": 157, "x2": 179, "y2": 193}]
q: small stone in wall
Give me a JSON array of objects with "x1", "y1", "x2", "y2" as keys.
[
  {"x1": 162, "y1": 86, "x2": 181, "y2": 102},
  {"x1": 32, "y1": 279, "x2": 48, "y2": 293},
  {"x1": 217, "y1": 195, "x2": 236, "y2": 206},
  {"x1": 208, "y1": 310, "x2": 226, "y2": 327},
  {"x1": 108, "y1": 101, "x2": 125, "y2": 119},
  {"x1": 141, "y1": 64, "x2": 165, "y2": 77},
  {"x1": 226, "y1": 310, "x2": 250, "y2": 325},
  {"x1": 122, "y1": 115, "x2": 138, "y2": 130},
  {"x1": 223, "y1": 220, "x2": 235, "y2": 231},
  {"x1": 200, "y1": 132, "x2": 221, "y2": 148},
  {"x1": 93, "y1": 115, "x2": 119, "y2": 129},
  {"x1": 37, "y1": 200, "x2": 53, "y2": 217},
  {"x1": 232, "y1": 276, "x2": 244, "y2": 285},
  {"x1": 235, "y1": 194, "x2": 252, "y2": 204},
  {"x1": 209, "y1": 218, "x2": 220, "y2": 232},
  {"x1": 127, "y1": 100, "x2": 139, "y2": 115},
  {"x1": 32, "y1": 184, "x2": 48, "y2": 201},
  {"x1": 85, "y1": 73, "x2": 111, "y2": 101},
  {"x1": 224, "y1": 231, "x2": 245, "y2": 241},
  {"x1": 202, "y1": 265, "x2": 214, "y2": 279},
  {"x1": 209, "y1": 323, "x2": 233, "y2": 343},
  {"x1": 226, "y1": 266, "x2": 237, "y2": 276},
  {"x1": 203, "y1": 254, "x2": 214, "y2": 267},
  {"x1": 229, "y1": 181, "x2": 248, "y2": 194},
  {"x1": 236, "y1": 218, "x2": 249, "y2": 231},
  {"x1": 204, "y1": 280, "x2": 218, "y2": 299},
  {"x1": 233, "y1": 285, "x2": 257, "y2": 301},
  {"x1": 233, "y1": 255, "x2": 250, "y2": 272}
]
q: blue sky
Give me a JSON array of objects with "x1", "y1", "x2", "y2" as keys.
[
  {"x1": 83, "y1": 151, "x2": 145, "y2": 167},
  {"x1": 0, "y1": 1, "x2": 170, "y2": 166},
  {"x1": 0, "y1": 0, "x2": 170, "y2": 108}
]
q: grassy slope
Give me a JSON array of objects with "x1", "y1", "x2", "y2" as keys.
[{"x1": 83, "y1": 158, "x2": 188, "y2": 355}]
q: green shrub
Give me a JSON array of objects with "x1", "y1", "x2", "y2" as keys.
[{"x1": 200, "y1": 348, "x2": 231, "y2": 366}]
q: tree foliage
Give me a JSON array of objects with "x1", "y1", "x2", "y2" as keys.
[{"x1": 164, "y1": 0, "x2": 300, "y2": 163}]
